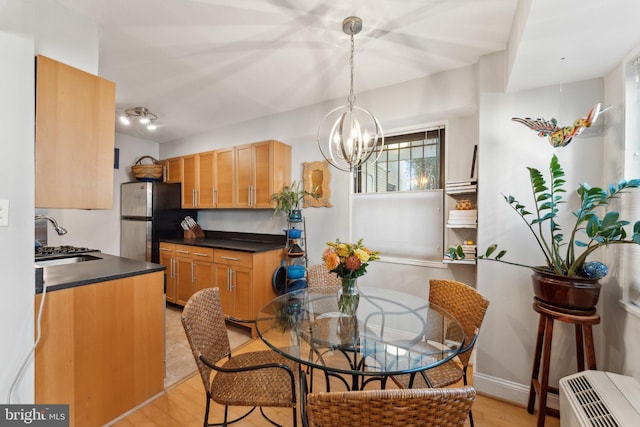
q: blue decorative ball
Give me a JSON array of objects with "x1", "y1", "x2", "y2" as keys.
[{"x1": 580, "y1": 261, "x2": 608, "y2": 279}]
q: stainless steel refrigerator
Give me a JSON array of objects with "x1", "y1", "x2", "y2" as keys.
[{"x1": 120, "y1": 181, "x2": 195, "y2": 263}]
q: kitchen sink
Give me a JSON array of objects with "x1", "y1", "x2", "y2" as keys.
[{"x1": 35, "y1": 254, "x2": 101, "y2": 267}]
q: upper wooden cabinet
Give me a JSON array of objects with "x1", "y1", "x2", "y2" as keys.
[
  {"x1": 169, "y1": 139, "x2": 290, "y2": 209},
  {"x1": 235, "y1": 140, "x2": 291, "y2": 208},
  {"x1": 181, "y1": 151, "x2": 216, "y2": 208},
  {"x1": 252, "y1": 140, "x2": 291, "y2": 208},
  {"x1": 163, "y1": 157, "x2": 182, "y2": 183},
  {"x1": 181, "y1": 154, "x2": 199, "y2": 208},
  {"x1": 214, "y1": 147, "x2": 235, "y2": 208},
  {"x1": 35, "y1": 55, "x2": 116, "y2": 209}
]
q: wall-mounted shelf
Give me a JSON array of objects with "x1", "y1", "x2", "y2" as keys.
[{"x1": 443, "y1": 178, "x2": 477, "y2": 265}]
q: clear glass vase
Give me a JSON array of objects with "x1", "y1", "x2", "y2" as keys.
[{"x1": 337, "y1": 277, "x2": 360, "y2": 316}]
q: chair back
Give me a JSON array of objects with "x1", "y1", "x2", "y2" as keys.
[
  {"x1": 307, "y1": 264, "x2": 341, "y2": 289},
  {"x1": 305, "y1": 385, "x2": 476, "y2": 426},
  {"x1": 428, "y1": 280, "x2": 489, "y2": 368},
  {"x1": 181, "y1": 287, "x2": 232, "y2": 394}
]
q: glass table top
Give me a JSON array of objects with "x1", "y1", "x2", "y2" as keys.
[{"x1": 256, "y1": 286, "x2": 465, "y2": 377}]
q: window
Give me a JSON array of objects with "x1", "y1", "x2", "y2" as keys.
[
  {"x1": 351, "y1": 126, "x2": 446, "y2": 265},
  {"x1": 624, "y1": 53, "x2": 640, "y2": 309},
  {"x1": 355, "y1": 127, "x2": 444, "y2": 193}
]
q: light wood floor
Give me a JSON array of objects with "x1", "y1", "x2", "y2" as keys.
[{"x1": 110, "y1": 339, "x2": 560, "y2": 427}]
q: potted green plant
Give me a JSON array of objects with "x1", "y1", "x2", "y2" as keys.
[
  {"x1": 271, "y1": 180, "x2": 318, "y2": 222},
  {"x1": 450, "y1": 154, "x2": 640, "y2": 311}
]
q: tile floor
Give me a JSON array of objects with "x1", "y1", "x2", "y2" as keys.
[{"x1": 164, "y1": 304, "x2": 252, "y2": 388}]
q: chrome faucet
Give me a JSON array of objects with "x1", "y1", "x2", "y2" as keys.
[{"x1": 35, "y1": 215, "x2": 68, "y2": 235}]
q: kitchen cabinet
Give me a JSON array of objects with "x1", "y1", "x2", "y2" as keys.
[
  {"x1": 180, "y1": 152, "x2": 216, "y2": 208},
  {"x1": 174, "y1": 244, "x2": 214, "y2": 305},
  {"x1": 198, "y1": 151, "x2": 216, "y2": 208},
  {"x1": 214, "y1": 147, "x2": 235, "y2": 208},
  {"x1": 35, "y1": 271, "x2": 164, "y2": 426},
  {"x1": 163, "y1": 140, "x2": 291, "y2": 209},
  {"x1": 35, "y1": 55, "x2": 116, "y2": 209},
  {"x1": 181, "y1": 155, "x2": 199, "y2": 208},
  {"x1": 159, "y1": 243, "x2": 177, "y2": 303},
  {"x1": 235, "y1": 140, "x2": 292, "y2": 208},
  {"x1": 214, "y1": 248, "x2": 281, "y2": 337},
  {"x1": 163, "y1": 157, "x2": 182, "y2": 183}
]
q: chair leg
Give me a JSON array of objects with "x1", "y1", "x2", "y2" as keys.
[
  {"x1": 204, "y1": 394, "x2": 212, "y2": 427},
  {"x1": 462, "y1": 368, "x2": 474, "y2": 427}
]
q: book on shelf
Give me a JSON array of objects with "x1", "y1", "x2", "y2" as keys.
[
  {"x1": 448, "y1": 209, "x2": 477, "y2": 218},
  {"x1": 447, "y1": 178, "x2": 478, "y2": 185},
  {"x1": 447, "y1": 219, "x2": 477, "y2": 225},
  {"x1": 446, "y1": 186, "x2": 477, "y2": 194}
]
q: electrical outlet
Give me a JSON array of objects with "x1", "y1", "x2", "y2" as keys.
[{"x1": 0, "y1": 199, "x2": 8, "y2": 226}]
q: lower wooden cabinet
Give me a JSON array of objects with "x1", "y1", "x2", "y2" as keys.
[
  {"x1": 159, "y1": 243, "x2": 177, "y2": 303},
  {"x1": 161, "y1": 241, "x2": 280, "y2": 337},
  {"x1": 35, "y1": 271, "x2": 165, "y2": 427},
  {"x1": 214, "y1": 248, "x2": 281, "y2": 337},
  {"x1": 173, "y1": 244, "x2": 214, "y2": 306}
]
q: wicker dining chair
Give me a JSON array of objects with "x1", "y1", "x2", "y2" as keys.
[
  {"x1": 391, "y1": 279, "x2": 489, "y2": 427},
  {"x1": 307, "y1": 263, "x2": 342, "y2": 290},
  {"x1": 181, "y1": 287, "x2": 298, "y2": 427},
  {"x1": 301, "y1": 373, "x2": 476, "y2": 427}
]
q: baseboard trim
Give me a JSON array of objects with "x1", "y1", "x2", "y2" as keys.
[{"x1": 474, "y1": 372, "x2": 559, "y2": 410}]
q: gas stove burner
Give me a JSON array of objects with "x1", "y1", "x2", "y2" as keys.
[{"x1": 35, "y1": 245, "x2": 99, "y2": 257}]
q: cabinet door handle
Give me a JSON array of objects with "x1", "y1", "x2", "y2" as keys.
[
  {"x1": 214, "y1": 189, "x2": 218, "y2": 207},
  {"x1": 159, "y1": 247, "x2": 171, "y2": 252},
  {"x1": 192, "y1": 189, "x2": 196, "y2": 207},
  {"x1": 176, "y1": 250, "x2": 189, "y2": 254},
  {"x1": 193, "y1": 252, "x2": 209, "y2": 257},
  {"x1": 220, "y1": 256, "x2": 239, "y2": 261},
  {"x1": 229, "y1": 268, "x2": 234, "y2": 291},
  {"x1": 247, "y1": 185, "x2": 251, "y2": 206},
  {"x1": 191, "y1": 262, "x2": 195, "y2": 283}
]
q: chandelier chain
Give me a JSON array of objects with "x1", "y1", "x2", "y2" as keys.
[{"x1": 348, "y1": 21, "x2": 356, "y2": 108}]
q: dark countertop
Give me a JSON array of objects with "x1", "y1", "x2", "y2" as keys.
[
  {"x1": 36, "y1": 252, "x2": 165, "y2": 294},
  {"x1": 161, "y1": 230, "x2": 286, "y2": 253}
]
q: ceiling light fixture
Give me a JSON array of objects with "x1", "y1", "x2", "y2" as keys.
[
  {"x1": 317, "y1": 16, "x2": 384, "y2": 172},
  {"x1": 120, "y1": 106, "x2": 158, "y2": 131}
]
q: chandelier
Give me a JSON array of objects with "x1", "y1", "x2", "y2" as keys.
[
  {"x1": 119, "y1": 107, "x2": 158, "y2": 131},
  {"x1": 317, "y1": 16, "x2": 384, "y2": 172}
]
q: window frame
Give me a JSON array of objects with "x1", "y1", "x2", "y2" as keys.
[{"x1": 354, "y1": 126, "x2": 445, "y2": 194}]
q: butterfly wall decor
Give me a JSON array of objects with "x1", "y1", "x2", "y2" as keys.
[{"x1": 512, "y1": 103, "x2": 611, "y2": 147}]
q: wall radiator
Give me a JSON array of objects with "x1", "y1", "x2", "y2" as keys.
[{"x1": 559, "y1": 370, "x2": 640, "y2": 426}]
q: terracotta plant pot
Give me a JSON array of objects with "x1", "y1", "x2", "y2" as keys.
[{"x1": 531, "y1": 268, "x2": 601, "y2": 313}]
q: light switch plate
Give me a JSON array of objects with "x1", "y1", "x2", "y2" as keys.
[{"x1": 0, "y1": 199, "x2": 8, "y2": 226}]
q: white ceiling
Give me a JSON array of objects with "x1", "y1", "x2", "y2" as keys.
[{"x1": 54, "y1": 0, "x2": 640, "y2": 143}]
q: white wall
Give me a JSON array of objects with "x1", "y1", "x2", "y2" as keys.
[{"x1": 0, "y1": 19, "x2": 37, "y2": 404}]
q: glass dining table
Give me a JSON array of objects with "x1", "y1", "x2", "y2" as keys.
[{"x1": 255, "y1": 286, "x2": 465, "y2": 391}]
